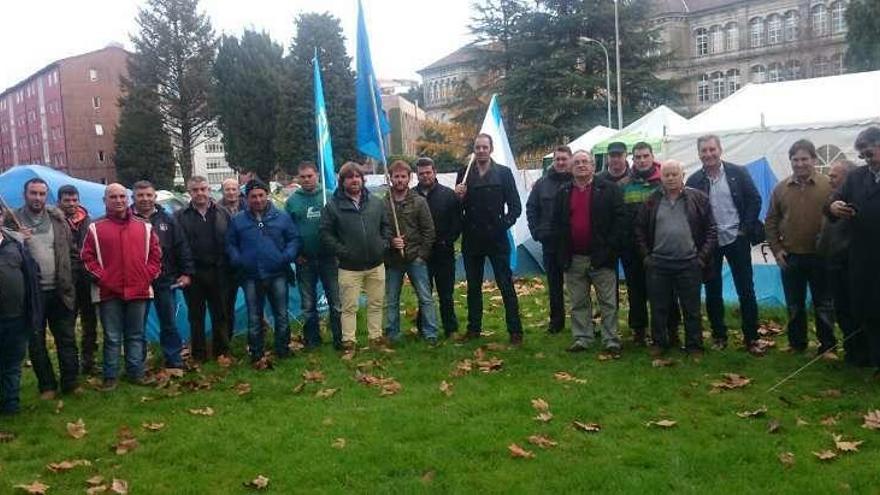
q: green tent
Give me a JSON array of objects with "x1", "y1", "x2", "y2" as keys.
[{"x1": 591, "y1": 132, "x2": 663, "y2": 155}]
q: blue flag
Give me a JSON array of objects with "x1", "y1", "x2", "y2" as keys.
[
  {"x1": 313, "y1": 49, "x2": 336, "y2": 201},
  {"x1": 355, "y1": 0, "x2": 391, "y2": 163}
]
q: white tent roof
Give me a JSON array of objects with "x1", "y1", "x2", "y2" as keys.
[
  {"x1": 672, "y1": 70, "x2": 880, "y2": 137},
  {"x1": 544, "y1": 125, "x2": 616, "y2": 158},
  {"x1": 617, "y1": 104, "x2": 688, "y2": 137}
]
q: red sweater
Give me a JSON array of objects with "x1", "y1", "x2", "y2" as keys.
[
  {"x1": 81, "y1": 210, "x2": 162, "y2": 302},
  {"x1": 570, "y1": 183, "x2": 593, "y2": 254}
]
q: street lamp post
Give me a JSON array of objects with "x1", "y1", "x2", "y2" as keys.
[
  {"x1": 613, "y1": 0, "x2": 623, "y2": 129},
  {"x1": 579, "y1": 36, "x2": 612, "y2": 129}
]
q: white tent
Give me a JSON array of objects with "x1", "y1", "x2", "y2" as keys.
[
  {"x1": 544, "y1": 125, "x2": 617, "y2": 158},
  {"x1": 662, "y1": 70, "x2": 880, "y2": 177},
  {"x1": 616, "y1": 104, "x2": 688, "y2": 137}
]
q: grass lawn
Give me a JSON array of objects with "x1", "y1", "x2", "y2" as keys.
[{"x1": 1, "y1": 277, "x2": 878, "y2": 494}]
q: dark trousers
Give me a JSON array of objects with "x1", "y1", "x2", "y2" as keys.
[
  {"x1": 463, "y1": 252, "x2": 522, "y2": 335},
  {"x1": 183, "y1": 268, "x2": 230, "y2": 360},
  {"x1": 30, "y1": 290, "x2": 79, "y2": 393},
  {"x1": 647, "y1": 259, "x2": 704, "y2": 351},
  {"x1": 828, "y1": 258, "x2": 868, "y2": 365},
  {"x1": 226, "y1": 280, "x2": 243, "y2": 340},
  {"x1": 243, "y1": 275, "x2": 290, "y2": 360},
  {"x1": 297, "y1": 256, "x2": 342, "y2": 348},
  {"x1": 542, "y1": 247, "x2": 565, "y2": 331},
  {"x1": 425, "y1": 248, "x2": 459, "y2": 335},
  {"x1": 146, "y1": 284, "x2": 184, "y2": 368},
  {"x1": 73, "y1": 273, "x2": 98, "y2": 371},
  {"x1": 705, "y1": 236, "x2": 759, "y2": 344},
  {"x1": 621, "y1": 249, "x2": 680, "y2": 338},
  {"x1": 0, "y1": 316, "x2": 28, "y2": 414},
  {"x1": 781, "y1": 253, "x2": 836, "y2": 351}
]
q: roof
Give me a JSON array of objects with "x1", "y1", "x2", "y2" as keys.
[
  {"x1": 671, "y1": 70, "x2": 880, "y2": 136},
  {"x1": 418, "y1": 44, "x2": 486, "y2": 74},
  {"x1": 544, "y1": 126, "x2": 617, "y2": 158},
  {"x1": 650, "y1": 0, "x2": 749, "y2": 16},
  {"x1": 1, "y1": 44, "x2": 128, "y2": 98},
  {"x1": 589, "y1": 105, "x2": 688, "y2": 153}
]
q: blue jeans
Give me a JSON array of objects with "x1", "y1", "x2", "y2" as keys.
[
  {"x1": 0, "y1": 316, "x2": 29, "y2": 414},
  {"x1": 146, "y1": 284, "x2": 184, "y2": 368},
  {"x1": 384, "y1": 259, "x2": 439, "y2": 341},
  {"x1": 99, "y1": 299, "x2": 147, "y2": 381},
  {"x1": 243, "y1": 276, "x2": 290, "y2": 360},
  {"x1": 296, "y1": 256, "x2": 342, "y2": 348},
  {"x1": 705, "y1": 236, "x2": 759, "y2": 344}
]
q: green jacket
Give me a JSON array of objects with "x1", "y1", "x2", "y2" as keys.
[
  {"x1": 320, "y1": 187, "x2": 392, "y2": 271},
  {"x1": 384, "y1": 189, "x2": 435, "y2": 268},
  {"x1": 285, "y1": 186, "x2": 325, "y2": 259}
]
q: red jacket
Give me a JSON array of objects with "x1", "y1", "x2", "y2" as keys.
[{"x1": 81, "y1": 210, "x2": 162, "y2": 302}]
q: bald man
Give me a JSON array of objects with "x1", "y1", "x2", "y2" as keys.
[{"x1": 81, "y1": 183, "x2": 162, "y2": 391}]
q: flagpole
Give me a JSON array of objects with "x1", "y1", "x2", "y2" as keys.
[{"x1": 365, "y1": 76, "x2": 404, "y2": 257}]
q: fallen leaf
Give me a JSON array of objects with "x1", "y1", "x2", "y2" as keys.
[
  {"x1": 833, "y1": 434, "x2": 863, "y2": 452},
  {"x1": 0, "y1": 431, "x2": 16, "y2": 442},
  {"x1": 14, "y1": 481, "x2": 49, "y2": 494},
  {"x1": 321, "y1": 417, "x2": 334, "y2": 426},
  {"x1": 54, "y1": 400, "x2": 64, "y2": 414},
  {"x1": 767, "y1": 419, "x2": 781, "y2": 434},
  {"x1": 141, "y1": 422, "x2": 165, "y2": 432},
  {"x1": 315, "y1": 388, "x2": 338, "y2": 398},
  {"x1": 86, "y1": 475, "x2": 105, "y2": 486},
  {"x1": 46, "y1": 459, "x2": 91, "y2": 472},
  {"x1": 572, "y1": 421, "x2": 601, "y2": 432},
  {"x1": 819, "y1": 389, "x2": 842, "y2": 398},
  {"x1": 778, "y1": 451, "x2": 795, "y2": 467},
  {"x1": 439, "y1": 381, "x2": 453, "y2": 397},
  {"x1": 244, "y1": 475, "x2": 270, "y2": 490},
  {"x1": 66, "y1": 418, "x2": 87, "y2": 439},
  {"x1": 597, "y1": 352, "x2": 612, "y2": 362},
  {"x1": 451, "y1": 359, "x2": 473, "y2": 377},
  {"x1": 820, "y1": 414, "x2": 840, "y2": 426},
  {"x1": 757, "y1": 321, "x2": 784, "y2": 336},
  {"x1": 711, "y1": 373, "x2": 751, "y2": 390},
  {"x1": 646, "y1": 419, "x2": 678, "y2": 428},
  {"x1": 651, "y1": 358, "x2": 675, "y2": 368},
  {"x1": 216, "y1": 355, "x2": 234, "y2": 368},
  {"x1": 476, "y1": 357, "x2": 504, "y2": 373},
  {"x1": 86, "y1": 486, "x2": 108, "y2": 495},
  {"x1": 531, "y1": 398, "x2": 550, "y2": 412},
  {"x1": 553, "y1": 372, "x2": 587, "y2": 384},
  {"x1": 534, "y1": 412, "x2": 554, "y2": 423},
  {"x1": 736, "y1": 406, "x2": 768, "y2": 418},
  {"x1": 796, "y1": 417, "x2": 810, "y2": 426},
  {"x1": 165, "y1": 368, "x2": 185, "y2": 378},
  {"x1": 379, "y1": 379, "x2": 402, "y2": 396},
  {"x1": 331, "y1": 438, "x2": 346, "y2": 449},
  {"x1": 188, "y1": 407, "x2": 215, "y2": 417},
  {"x1": 110, "y1": 479, "x2": 129, "y2": 494},
  {"x1": 508, "y1": 443, "x2": 535, "y2": 459},
  {"x1": 813, "y1": 450, "x2": 837, "y2": 461},
  {"x1": 527, "y1": 435, "x2": 558, "y2": 448},
  {"x1": 233, "y1": 382, "x2": 252, "y2": 396},
  {"x1": 862, "y1": 410, "x2": 880, "y2": 430},
  {"x1": 302, "y1": 370, "x2": 325, "y2": 383},
  {"x1": 420, "y1": 470, "x2": 436, "y2": 484},
  {"x1": 484, "y1": 342, "x2": 507, "y2": 352},
  {"x1": 292, "y1": 381, "x2": 306, "y2": 394},
  {"x1": 252, "y1": 357, "x2": 274, "y2": 370},
  {"x1": 112, "y1": 426, "x2": 139, "y2": 455}
]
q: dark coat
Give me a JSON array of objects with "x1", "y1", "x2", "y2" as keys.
[
  {"x1": 455, "y1": 161, "x2": 522, "y2": 256},
  {"x1": 174, "y1": 201, "x2": 231, "y2": 269},
  {"x1": 134, "y1": 204, "x2": 195, "y2": 286},
  {"x1": 552, "y1": 178, "x2": 625, "y2": 270},
  {"x1": 635, "y1": 187, "x2": 718, "y2": 282},
  {"x1": 526, "y1": 168, "x2": 572, "y2": 249},
  {"x1": 384, "y1": 189, "x2": 435, "y2": 268},
  {"x1": 685, "y1": 161, "x2": 764, "y2": 245},
  {"x1": 0, "y1": 229, "x2": 43, "y2": 332},
  {"x1": 320, "y1": 187, "x2": 391, "y2": 271},
  {"x1": 10, "y1": 206, "x2": 76, "y2": 310},
  {"x1": 413, "y1": 182, "x2": 461, "y2": 257}
]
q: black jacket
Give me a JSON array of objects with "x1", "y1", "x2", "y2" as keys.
[
  {"x1": 414, "y1": 182, "x2": 461, "y2": 256},
  {"x1": 135, "y1": 204, "x2": 195, "y2": 286},
  {"x1": 685, "y1": 161, "x2": 764, "y2": 245},
  {"x1": 0, "y1": 229, "x2": 43, "y2": 332},
  {"x1": 320, "y1": 187, "x2": 391, "y2": 271},
  {"x1": 527, "y1": 168, "x2": 572, "y2": 249},
  {"x1": 174, "y1": 200, "x2": 231, "y2": 269},
  {"x1": 552, "y1": 178, "x2": 625, "y2": 270},
  {"x1": 455, "y1": 161, "x2": 522, "y2": 255},
  {"x1": 635, "y1": 187, "x2": 718, "y2": 282}
]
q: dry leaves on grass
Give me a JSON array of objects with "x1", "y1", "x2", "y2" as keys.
[
  {"x1": 331, "y1": 438, "x2": 346, "y2": 449},
  {"x1": 477, "y1": 357, "x2": 504, "y2": 373},
  {"x1": 451, "y1": 359, "x2": 473, "y2": 377},
  {"x1": 110, "y1": 479, "x2": 129, "y2": 494},
  {"x1": 797, "y1": 417, "x2": 810, "y2": 426},
  {"x1": 813, "y1": 450, "x2": 838, "y2": 461},
  {"x1": 736, "y1": 406, "x2": 768, "y2": 418},
  {"x1": 553, "y1": 371, "x2": 587, "y2": 384},
  {"x1": 768, "y1": 419, "x2": 782, "y2": 434},
  {"x1": 439, "y1": 381, "x2": 453, "y2": 397},
  {"x1": 252, "y1": 357, "x2": 274, "y2": 371},
  {"x1": 863, "y1": 410, "x2": 880, "y2": 430},
  {"x1": 820, "y1": 414, "x2": 840, "y2": 426},
  {"x1": 0, "y1": 431, "x2": 16, "y2": 442},
  {"x1": 355, "y1": 371, "x2": 402, "y2": 397},
  {"x1": 302, "y1": 370, "x2": 325, "y2": 383},
  {"x1": 757, "y1": 321, "x2": 784, "y2": 336},
  {"x1": 531, "y1": 398, "x2": 550, "y2": 411},
  {"x1": 711, "y1": 373, "x2": 752, "y2": 390},
  {"x1": 508, "y1": 443, "x2": 535, "y2": 459},
  {"x1": 46, "y1": 459, "x2": 91, "y2": 473},
  {"x1": 651, "y1": 358, "x2": 675, "y2": 368},
  {"x1": 232, "y1": 382, "x2": 252, "y2": 396},
  {"x1": 142, "y1": 422, "x2": 165, "y2": 432},
  {"x1": 54, "y1": 400, "x2": 63, "y2": 414},
  {"x1": 112, "y1": 426, "x2": 139, "y2": 455},
  {"x1": 833, "y1": 434, "x2": 864, "y2": 452},
  {"x1": 819, "y1": 388, "x2": 843, "y2": 398},
  {"x1": 216, "y1": 354, "x2": 234, "y2": 368},
  {"x1": 778, "y1": 452, "x2": 795, "y2": 467},
  {"x1": 315, "y1": 388, "x2": 339, "y2": 399},
  {"x1": 66, "y1": 418, "x2": 87, "y2": 439},
  {"x1": 646, "y1": 419, "x2": 678, "y2": 428},
  {"x1": 292, "y1": 381, "x2": 306, "y2": 394},
  {"x1": 188, "y1": 407, "x2": 215, "y2": 417},
  {"x1": 13, "y1": 481, "x2": 50, "y2": 494},
  {"x1": 86, "y1": 475, "x2": 104, "y2": 487},
  {"x1": 244, "y1": 475, "x2": 270, "y2": 490},
  {"x1": 572, "y1": 421, "x2": 601, "y2": 433},
  {"x1": 527, "y1": 435, "x2": 558, "y2": 448}
]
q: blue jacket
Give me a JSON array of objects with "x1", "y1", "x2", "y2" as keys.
[{"x1": 226, "y1": 203, "x2": 301, "y2": 281}]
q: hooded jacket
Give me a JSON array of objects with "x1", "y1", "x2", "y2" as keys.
[
  {"x1": 226, "y1": 203, "x2": 301, "y2": 281},
  {"x1": 320, "y1": 187, "x2": 391, "y2": 271},
  {"x1": 285, "y1": 185, "x2": 325, "y2": 259}
]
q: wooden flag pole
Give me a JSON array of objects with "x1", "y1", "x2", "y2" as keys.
[{"x1": 460, "y1": 153, "x2": 476, "y2": 185}]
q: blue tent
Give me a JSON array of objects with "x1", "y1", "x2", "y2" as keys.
[{"x1": 0, "y1": 164, "x2": 108, "y2": 216}]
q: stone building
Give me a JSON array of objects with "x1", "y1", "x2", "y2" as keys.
[{"x1": 416, "y1": 44, "x2": 486, "y2": 122}]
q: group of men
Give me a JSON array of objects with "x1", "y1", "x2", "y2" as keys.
[{"x1": 1, "y1": 126, "x2": 879, "y2": 415}]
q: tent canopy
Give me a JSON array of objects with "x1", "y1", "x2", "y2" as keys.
[
  {"x1": 0, "y1": 164, "x2": 108, "y2": 216},
  {"x1": 592, "y1": 131, "x2": 663, "y2": 155},
  {"x1": 592, "y1": 105, "x2": 687, "y2": 154},
  {"x1": 543, "y1": 125, "x2": 617, "y2": 158}
]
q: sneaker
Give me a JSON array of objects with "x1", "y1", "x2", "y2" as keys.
[
  {"x1": 509, "y1": 333, "x2": 523, "y2": 346},
  {"x1": 711, "y1": 338, "x2": 728, "y2": 351},
  {"x1": 39, "y1": 390, "x2": 57, "y2": 401},
  {"x1": 100, "y1": 379, "x2": 118, "y2": 392},
  {"x1": 566, "y1": 342, "x2": 589, "y2": 353}
]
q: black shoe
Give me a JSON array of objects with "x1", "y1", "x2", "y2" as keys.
[
  {"x1": 509, "y1": 333, "x2": 523, "y2": 346},
  {"x1": 458, "y1": 331, "x2": 481, "y2": 342},
  {"x1": 546, "y1": 324, "x2": 563, "y2": 334}
]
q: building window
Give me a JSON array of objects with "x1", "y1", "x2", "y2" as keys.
[
  {"x1": 97, "y1": 150, "x2": 105, "y2": 162},
  {"x1": 768, "y1": 62, "x2": 783, "y2": 82},
  {"x1": 725, "y1": 23, "x2": 739, "y2": 51},
  {"x1": 749, "y1": 17, "x2": 764, "y2": 48},
  {"x1": 831, "y1": 2, "x2": 846, "y2": 33},
  {"x1": 709, "y1": 25, "x2": 724, "y2": 53},
  {"x1": 711, "y1": 71, "x2": 725, "y2": 101},
  {"x1": 784, "y1": 11, "x2": 799, "y2": 41},
  {"x1": 206, "y1": 159, "x2": 221, "y2": 170},
  {"x1": 89, "y1": 69, "x2": 99, "y2": 82},
  {"x1": 767, "y1": 14, "x2": 783, "y2": 44},
  {"x1": 812, "y1": 4, "x2": 829, "y2": 37},
  {"x1": 205, "y1": 142, "x2": 224, "y2": 154},
  {"x1": 92, "y1": 96, "x2": 101, "y2": 109},
  {"x1": 697, "y1": 74, "x2": 710, "y2": 102},
  {"x1": 785, "y1": 60, "x2": 802, "y2": 80},
  {"x1": 94, "y1": 124, "x2": 104, "y2": 136},
  {"x1": 831, "y1": 53, "x2": 845, "y2": 74},
  {"x1": 695, "y1": 28, "x2": 709, "y2": 56},
  {"x1": 812, "y1": 56, "x2": 830, "y2": 77},
  {"x1": 726, "y1": 69, "x2": 741, "y2": 94}
]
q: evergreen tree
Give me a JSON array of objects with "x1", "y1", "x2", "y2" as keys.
[
  {"x1": 276, "y1": 13, "x2": 356, "y2": 174},
  {"x1": 845, "y1": 0, "x2": 880, "y2": 72},
  {"x1": 113, "y1": 86, "x2": 175, "y2": 189},
  {"x1": 128, "y1": 0, "x2": 217, "y2": 182},
  {"x1": 213, "y1": 30, "x2": 284, "y2": 180}
]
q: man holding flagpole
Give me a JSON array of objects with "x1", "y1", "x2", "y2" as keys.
[{"x1": 455, "y1": 133, "x2": 524, "y2": 345}]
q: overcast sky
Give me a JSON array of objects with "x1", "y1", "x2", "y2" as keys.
[{"x1": 1, "y1": 0, "x2": 475, "y2": 91}]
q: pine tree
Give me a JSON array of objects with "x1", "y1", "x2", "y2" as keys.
[
  {"x1": 213, "y1": 30, "x2": 284, "y2": 180},
  {"x1": 113, "y1": 86, "x2": 175, "y2": 189},
  {"x1": 845, "y1": 0, "x2": 880, "y2": 72}
]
